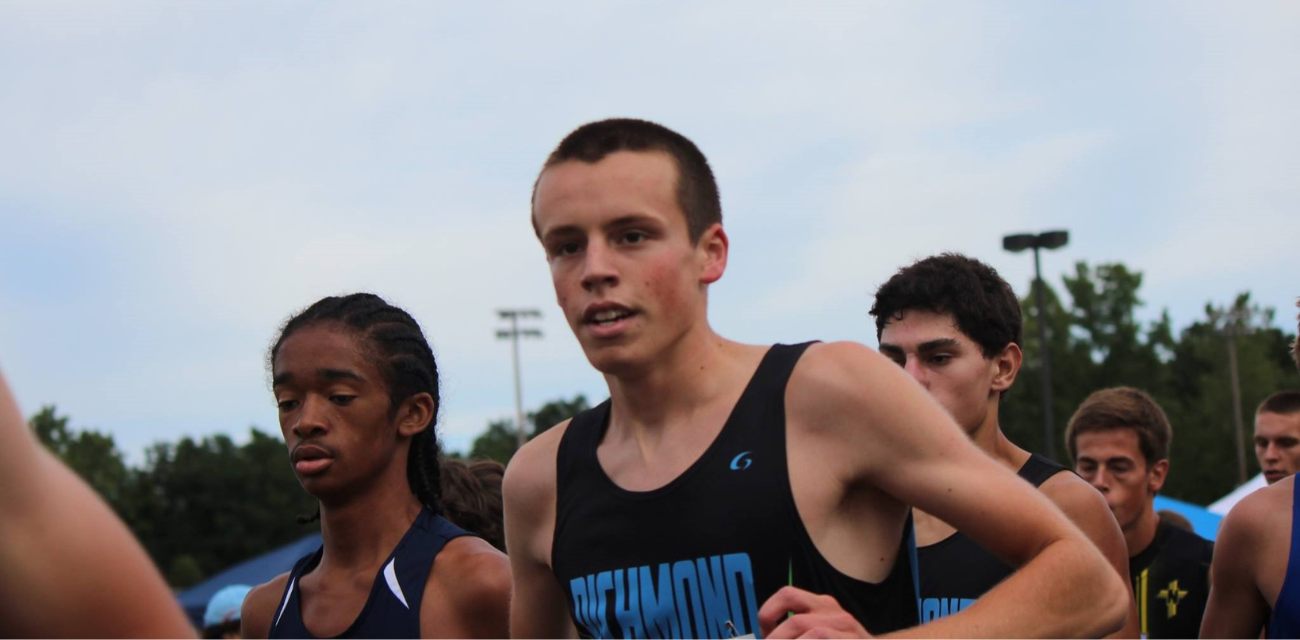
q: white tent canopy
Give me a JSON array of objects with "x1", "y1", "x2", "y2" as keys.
[{"x1": 1208, "y1": 473, "x2": 1268, "y2": 515}]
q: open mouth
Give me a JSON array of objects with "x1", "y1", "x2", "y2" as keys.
[{"x1": 587, "y1": 308, "x2": 637, "y2": 326}]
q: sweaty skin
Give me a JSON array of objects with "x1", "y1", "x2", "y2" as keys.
[
  {"x1": 1201, "y1": 474, "x2": 1294, "y2": 638},
  {"x1": 241, "y1": 325, "x2": 510, "y2": 639},
  {"x1": 506, "y1": 149, "x2": 1129, "y2": 639},
  {"x1": 882, "y1": 310, "x2": 1137, "y2": 639},
  {"x1": 0, "y1": 369, "x2": 195, "y2": 638}
]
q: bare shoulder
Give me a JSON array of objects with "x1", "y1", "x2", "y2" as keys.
[
  {"x1": 786, "y1": 341, "x2": 904, "y2": 423},
  {"x1": 1040, "y1": 471, "x2": 1112, "y2": 525},
  {"x1": 425, "y1": 536, "x2": 512, "y2": 637},
  {"x1": 430, "y1": 535, "x2": 512, "y2": 606},
  {"x1": 1223, "y1": 476, "x2": 1292, "y2": 543},
  {"x1": 503, "y1": 417, "x2": 569, "y2": 505},
  {"x1": 241, "y1": 572, "x2": 291, "y2": 639}
]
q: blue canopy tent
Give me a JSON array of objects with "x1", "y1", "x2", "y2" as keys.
[
  {"x1": 1152, "y1": 494, "x2": 1223, "y2": 541},
  {"x1": 177, "y1": 533, "x2": 321, "y2": 629}
]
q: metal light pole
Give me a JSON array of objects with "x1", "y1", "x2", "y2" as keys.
[
  {"x1": 1003, "y1": 230, "x2": 1069, "y2": 460},
  {"x1": 1209, "y1": 305, "x2": 1256, "y2": 485},
  {"x1": 496, "y1": 309, "x2": 542, "y2": 450}
]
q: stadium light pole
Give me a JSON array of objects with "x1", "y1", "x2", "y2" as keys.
[
  {"x1": 496, "y1": 309, "x2": 542, "y2": 451},
  {"x1": 1209, "y1": 304, "x2": 1257, "y2": 485},
  {"x1": 1003, "y1": 230, "x2": 1069, "y2": 460}
]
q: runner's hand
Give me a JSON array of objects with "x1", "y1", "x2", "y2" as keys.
[{"x1": 759, "y1": 586, "x2": 874, "y2": 639}]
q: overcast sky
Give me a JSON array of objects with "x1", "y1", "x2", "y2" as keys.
[{"x1": 2, "y1": 1, "x2": 1297, "y2": 461}]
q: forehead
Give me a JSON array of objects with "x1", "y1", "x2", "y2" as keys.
[
  {"x1": 1257, "y1": 411, "x2": 1300, "y2": 437},
  {"x1": 274, "y1": 325, "x2": 375, "y2": 376},
  {"x1": 879, "y1": 309, "x2": 973, "y2": 348},
  {"x1": 533, "y1": 150, "x2": 684, "y2": 236},
  {"x1": 1075, "y1": 428, "x2": 1143, "y2": 460}
]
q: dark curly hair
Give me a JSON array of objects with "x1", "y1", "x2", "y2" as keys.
[
  {"x1": 439, "y1": 457, "x2": 506, "y2": 552},
  {"x1": 268, "y1": 293, "x2": 444, "y2": 522},
  {"x1": 532, "y1": 118, "x2": 722, "y2": 243},
  {"x1": 870, "y1": 253, "x2": 1023, "y2": 358}
]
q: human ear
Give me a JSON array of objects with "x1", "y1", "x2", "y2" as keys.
[
  {"x1": 990, "y1": 343, "x2": 1022, "y2": 393},
  {"x1": 698, "y1": 223, "x2": 728, "y2": 285},
  {"x1": 396, "y1": 392, "x2": 437, "y2": 438},
  {"x1": 1148, "y1": 459, "x2": 1169, "y2": 494}
]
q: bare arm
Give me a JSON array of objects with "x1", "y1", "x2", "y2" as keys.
[
  {"x1": 0, "y1": 368, "x2": 195, "y2": 638},
  {"x1": 1043, "y1": 473, "x2": 1140, "y2": 639},
  {"x1": 1200, "y1": 492, "x2": 1271, "y2": 638},
  {"x1": 781, "y1": 343, "x2": 1128, "y2": 638},
  {"x1": 503, "y1": 423, "x2": 578, "y2": 639}
]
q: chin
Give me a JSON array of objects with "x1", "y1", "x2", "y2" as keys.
[{"x1": 583, "y1": 342, "x2": 649, "y2": 376}]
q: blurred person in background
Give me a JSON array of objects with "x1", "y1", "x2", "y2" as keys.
[
  {"x1": 1255, "y1": 391, "x2": 1300, "y2": 485},
  {"x1": 241, "y1": 294, "x2": 510, "y2": 639},
  {"x1": 0, "y1": 367, "x2": 194, "y2": 638},
  {"x1": 439, "y1": 457, "x2": 505, "y2": 552},
  {"x1": 1068, "y1": 387, "x2": 1213, "y2": 639},
  {"x1": 203, "y1": 584, "x2": 252, "y2": 639}
]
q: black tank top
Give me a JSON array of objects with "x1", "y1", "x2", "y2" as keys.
[
  {"x1": 551, "y1": 343, "x2": 918, "y2": 638},
  {"x1": 268, "y1": 509, "x2": 470, "y2": 639},
  {"x1": 916, "y1": 453, "x2": 1067, "y2": 622}
]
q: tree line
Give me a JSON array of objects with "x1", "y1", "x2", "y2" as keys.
[{"x1": 27, "y1": 260, "x2": 1298, "y2": 588}]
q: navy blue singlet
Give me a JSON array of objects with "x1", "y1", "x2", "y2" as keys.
[
  {"x1": 1270, "y1": 478, "x2": 1300, "y2": 639},
  {"x1": 550, "y1": 343, "x2": 919, "y2": 638},
  {"x1": 268, "y1": 509, "x2": 470, "y2": 639}
]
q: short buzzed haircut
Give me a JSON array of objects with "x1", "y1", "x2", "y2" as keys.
[
  {"x1": 870, "y1": 253, "x2": 1023, "y2": 359},
  {"x1": 1259, "y1": 391, "x2": 1300, "y2": 417},
  {"x1": 1066, "y1": 387, "x2": 1172, "y2": 467},
  {"x1": 532, "y1": 118, "x2": 722, "y2": 243}
]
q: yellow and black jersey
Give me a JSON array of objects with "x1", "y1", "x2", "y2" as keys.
[{"x1": 1129, "y1": 520, "x2": 1214, "y2": 639}]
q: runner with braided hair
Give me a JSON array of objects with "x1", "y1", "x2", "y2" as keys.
[{"x1": 242, "y1": 293, "x2": 510, "y2": 639}]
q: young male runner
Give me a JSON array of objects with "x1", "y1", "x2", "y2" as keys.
[
  {"x1": 1202, "y1": 310, "x2": 1300, "y2": 638},
  {"x1": 0, "y1": 368, "x2": 195, "y2": 638},
  {"x1": 870, "y1": 254, "x2": 1137, "y2": 636},
  {"x1": 1255, "y1": 391, "x2": 1300, "y2": 485},
  {"x1": 241, "y1": 294, "x2": 511, "y2": 639},
  {"x1": 504, "y1": 118, "x2": 1129, "y2": 638},
  {"x1": 1066, "y1": 387, "x2": 1212, "y2": 639}
]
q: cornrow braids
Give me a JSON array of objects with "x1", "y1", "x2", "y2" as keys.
[{"x1": 270, "y1": 293, "x2": 445, "y2": 521}]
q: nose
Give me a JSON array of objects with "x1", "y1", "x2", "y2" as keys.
[
  {"x1": 1086, "y1": 471, "x2": 1108, "y2": 493},
  {"x1": 902, "y1": 357, "x2": 928, "y2": 388},
  {"x1": 580, "y1": 241, "x2": 619, "y2": 292},
  {"x1": 291, "y1": 396, "x2": 330, "y2": 440},
  {"x1": 1265, "y1": 444, "x2": 1280, "y2": 462}
]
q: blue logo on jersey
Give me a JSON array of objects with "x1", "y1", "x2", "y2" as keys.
[
  {"x1": 729, "y1": 452, "x2": 753, "y2": 471},
  {"x1": 568, "y1": 553, "x2": 760, "y2": 638}
]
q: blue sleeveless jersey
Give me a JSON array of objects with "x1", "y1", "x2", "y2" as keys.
[
  {"x1": 1271, "y1": 479, "x2": 1300, "y2": 639},
  {"x1": 268, "y1": 509, "x2": 470, "y2": 639}
]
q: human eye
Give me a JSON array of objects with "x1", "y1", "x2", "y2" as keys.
[
  {"x1": 276, "y1": 398, "x2": 299, "y2": 412},
  {"x1": 330, "y1": 394, "x2": 356, "y2": 407},
  {"x1": 927, "y1": 353, "x2": 953, "y2": 365}
]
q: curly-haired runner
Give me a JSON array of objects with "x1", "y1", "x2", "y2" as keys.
[{"x1": 241, "y1": 293, "x2": 510, "y2": 639}]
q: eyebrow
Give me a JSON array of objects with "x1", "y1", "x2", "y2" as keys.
[
  {"x1": 272, "y1": 368, "x2": 365, "y2": 388},
  {"x1": 917, "y1": 338, "x2": 961, "y2": 352},
  {"x1": 540, "y1": 213, "x2": 661, "y2": 243}
]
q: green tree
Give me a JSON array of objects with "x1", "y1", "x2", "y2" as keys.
[
  {"x1": 467, "y1": 395, "x2": 593, "y2": 464},
  {"x1": 469, "y1": 419, "x2": 521, "y2": 464}
]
